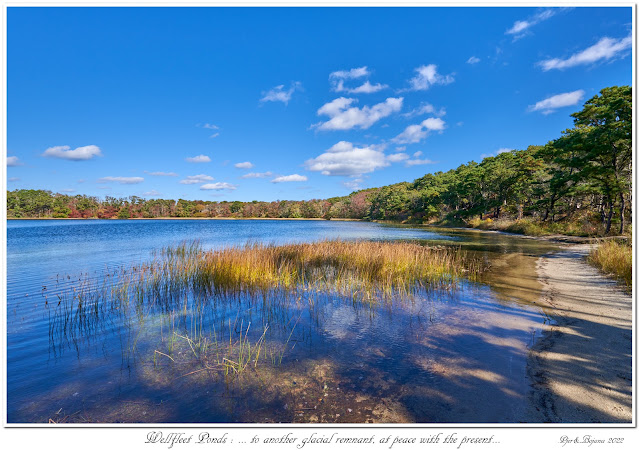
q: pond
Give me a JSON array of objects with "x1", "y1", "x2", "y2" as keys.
[{"x1": 6, "y1": 219, "x2": 560, "y2": 423}]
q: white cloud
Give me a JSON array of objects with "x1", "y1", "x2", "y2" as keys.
[
  {"x1": 422, "y1": 118, "x2": 446, "y2": 131},
  {"x1": 497, "y1": 148, "x2": 513, "y2": 154},
  {"x1": 506, "y1": 9, "x2": 555, "y2": 39},
  {"x1": 143, "y1": 190, "x2": 161, "y2": 197},
  {"x1": 392, "y1": 117, "x2": 446, "y2": 144},
  {"x1": 234, "y1": 161, "x2": 254, "y2": 169},
  {"x1": 180, "y1": 174, "x2": 215, "y2": 185},
  {"x1": 260, "y1": 81, "x2": 302, "y2": 105},
  {"x1": 8, "y1": 177, "x2": 20, "y2": 182},
  {"x1": 241, "y1": 171, "x2": 273, "y2": 179},
  {"x1": 405, "y1": 158, "x2": 435, "y2": 167},
  {"x1": 317, "y1": 97, "x2": 356, "y2": 117},
  {"x1": 200, "y1": 182, "x2": 237, "y2": 191},
  {"x1": 7, "y1": 156, "x2": 21, "y2": 166},
  {"x1": 393, "y1": 125, "x2": 428, "y2": 144},
  {"x1": 333, "y1": 80, "x2": 388, "y2": 94},
  {"x1": 343, "y1": 177, "x2": 364, "y2": 191},
  {"x1": 329, "y1": 66, "x2": 389, "y2": 94},
  {"x1": 507, "y1": 21, "x2": 530, "y2": 36},
  {"x1": 330, "y1": 66, "x2": 370, "y2": 80},
  {"x1": 467, "y1": 56, "x2": 481, "y2": 64},
  {"x1": 529, "y1": 90, "x2": 585, "y2": 114},
  {"x1": 271, "y1": 174, "x2": 308, "y2": 183},
  {"x1": 404, "y1": 64, "x2": 454, "y2": 91},
  {"x1": 374, "y1": 149, "x2": 434, "y2": 166},
  {"x1": 185, "y1": 154, "x2": 211, "y2": 163},
  {"x1": 305, "y1": 141, "x2": 389, "y2": 177},
  {"x1": 403, "y1": 102, "x2": 446, "y2": 118},
  {"x1": 313, "y1": 97, "x2": 403, "y2": 131},
  {"x1": 197, "y1": 123, "x2": 220, "y2": 138},
  {"x1": 42, "y1": 145, "x2": 102, "y2": 161},
  {"x1": 149, "y1": 171, "x2": 178, "y2": 176},
  {"x1": 98, "y1": 176, "x2": 144, "y2": 185},
  {"x1": 538, "y1": 35, "x2": 632, "y2": 71},
  {"x1": 347, "y1": 81, "x2": 388, "y2": 94},
  {"x1": 387, "y1": 153, "x2": 409, "y2": 163}
]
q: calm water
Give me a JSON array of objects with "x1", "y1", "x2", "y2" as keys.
[{"x1": 7, "y1": 219, "x2": 558, "y2": 423}]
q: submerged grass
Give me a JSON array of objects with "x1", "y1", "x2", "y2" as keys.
[
  {"x1": 151, "y1": 313, "x2": 300, "y2": 382},
  {"x1": 587, "y1": 239, "x2": 632, "y2": 288}
]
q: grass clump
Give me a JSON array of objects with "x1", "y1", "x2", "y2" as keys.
[
  {"x1": 46, "y1": 240, "x2": 484, "y2": 373},
  {"x1": 153, "y1": 321, "x2": 282, "y2": 378},
  {"x1": 502, "y1": 220, "x2": 546, "y2": 236},
  {"x1": 465, "y1": 216, "x2": 609, "y2": 237},
  {"x1": 155, "y1": 240, "x2": 483, "y2": 299},
  {"x1": 588, "y1": 239, "x2": 632, "y2": 287},
  {"x1": 466, "y1": 218, "x2": 548, "y2": 236}
]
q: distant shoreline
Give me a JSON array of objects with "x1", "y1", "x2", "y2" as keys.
[{"x1": 7, "y1": 217, "x2": 361, "y2": 222}]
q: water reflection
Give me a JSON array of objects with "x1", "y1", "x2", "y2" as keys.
[{"x1": 7, "y1": 222, "x2": 561, "y2": 423}]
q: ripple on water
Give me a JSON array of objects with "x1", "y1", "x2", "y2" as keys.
[{"x1": 7, "y1": 220, "x2": 555, "y2": 423}]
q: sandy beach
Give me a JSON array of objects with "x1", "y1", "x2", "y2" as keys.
[{"x1": 527, "y1": 244, "x2": 633, "y2": 423}]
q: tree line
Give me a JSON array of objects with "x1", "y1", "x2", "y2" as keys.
[
  {"x1": 6, "y1": 189, "x2": 372, "y2": 221},
  {"x1": 7, "y1": 86, "x2": 631, "y2": 235}
]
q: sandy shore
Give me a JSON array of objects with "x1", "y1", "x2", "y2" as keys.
[{"x1": 527, "y1": 244, "x2": 632, "y2": 423}]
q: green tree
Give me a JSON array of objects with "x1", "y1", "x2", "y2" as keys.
[
  {"x1": 117, "y1": 207, "x2": 130, "y2": 219},
  {"x1": 368, "y1": 183, "x2": 412, "y2": 220},
  {"x1": 230, "y1": 201, "x2": 243, "y2": 214},
  {"x1": 568, "y1": 86, "x2": 632, "y2": 233}
]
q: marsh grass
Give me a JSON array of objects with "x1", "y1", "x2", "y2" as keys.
[
  {"x1": 156, "y1": 240, "x2": 483, "y2": 300},
  {"x1": 588, "y1": 239, "x2": 632, "y2": 288},
  {"x1": 47, "y1": 240, "x2": 483, "y2": 339},
  {"x1": 46, "y1": 240, "x2": 484, "y2": 378},
  {"x1": 467, "y1": 217, "x2": 607, "y2": 237}
]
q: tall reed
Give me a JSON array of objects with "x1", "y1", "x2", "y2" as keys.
[{"x1": 588, "y1": 239, "x2": 632, "y2": 287}]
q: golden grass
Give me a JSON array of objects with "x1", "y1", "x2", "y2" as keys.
[
  {"x1": 152, "y1": 240, "x2": 483, "y2": 300},
  {"x1": 141, "y1": 240, "x2": 485, "y2": 380},
  {"x1": 467, "y1": 217, "x2": 608, "y2": 237},
  {"x1": 588, "y1": 239, "x2": 632, "y2": 287},
  {"x1": 46, "y1": 240, "x2": 484, "y2": 366}
]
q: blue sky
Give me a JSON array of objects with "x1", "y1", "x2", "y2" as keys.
[{"x1": 6, "y1": 6, "x2": 633, "y2": 202}]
